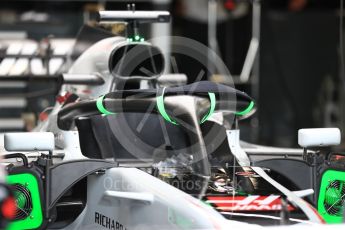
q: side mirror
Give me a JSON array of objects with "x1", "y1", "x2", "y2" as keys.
[
  {"x1": 298, "y1": 128, "x2": 341, "y2": 148},
  {"x1": 4, "y1": 132, "x2": 54, "y2": 152}
]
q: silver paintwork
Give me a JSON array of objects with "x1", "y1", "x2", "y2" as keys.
[{"x1": 60, "y1": 168, "x2": 259, "y2": 230}]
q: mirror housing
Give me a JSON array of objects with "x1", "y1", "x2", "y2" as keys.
[
  {"x1": 298, "y1": 128, "x2": 341, "y2": 148},
  {"x1": 109, "y1": 42, "x2": 164, "y2": 80},
  {"x1": 4, "y1": 132, "x2": 54, "y2": 152}
]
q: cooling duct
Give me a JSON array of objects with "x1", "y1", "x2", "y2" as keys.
[
  {"x1": 6, "y1": 173, "x2": 43, "y2": 229},
  {"x1": 318, "y1": 169, "x2": 345, "y2": 223}
]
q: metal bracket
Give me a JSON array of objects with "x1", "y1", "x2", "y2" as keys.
[{"x1": 226, "y1": 129, "x2": 251, "y2": 167}]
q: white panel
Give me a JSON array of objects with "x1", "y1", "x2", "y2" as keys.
[
  {"x1": 30, "y1": 58, "x2": 45, "y2": 75},
  {"x1": 53, "y1": 42, "x2": 72, "y2": 55},
  {"x1": 8, "y1": 58, "x2": 29, "y2": 75},
  {"x1": 21, "y1": 43, "x2": 38, "y2": 55},
  {"x1": 298, "y1": 128, "x2": 341, "y2": 148},
  {"x1": 0, "y1": 97, "x2": 26, "y2": 108},
  {"x1": 6, "y1": 43, "x2": 22, "y2": 55},
  {"x1": 4, "y1": 132, "x2": 54, "y2": 151},
  {"x1": 0, "y1": 119, "x2": 25, "y2": 129},
  {"x1": 0, "y1": 58, "x2": 16, "y2": 75},
  {"x1": 49, "y1": 58, "x2": 64, "y2": 75}
]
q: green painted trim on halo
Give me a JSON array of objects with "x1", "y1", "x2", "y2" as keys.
[
  {"x1": 235, "y1": 101, "x2": 254, "y2": 116},
  {"x1": 156, "y1": 89, "x2": 216, "y2": 125},
  {"x1": 200, "y1": 92, "x2": 216, "y2": 124},
  {"x1": 157, "y1": 88, "x2": 178, "y2": 125},
  {"x1": 96, "y1": 95, "x2": 115, "y2": 115}
]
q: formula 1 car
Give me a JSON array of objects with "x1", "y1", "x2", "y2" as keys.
[
  {"x1": 0, "y1": 10, "x2": 244, "y2": 230},
  {"x1": 2, "y1": 81, "x2": 324, "y2": 229},
  {"x1": 0, "y1": 9, "x2": 343, "y2": 230}
]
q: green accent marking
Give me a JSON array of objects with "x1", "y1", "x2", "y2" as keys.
[
  {"x1": 96, "y1": 95, "x2": 115, "y2": 115},
  {"x1": 157, "y1": 90, "x2": 216, "y2": 125},
  {"x1": 200, "y1": 92, "x2": 216, "y2": 124},
  {"x1": 156, "y1": 88, "x2": 178, "y2": 125},
  {"x1": 318, "y1": 170, "x2": 345, "y2": 223},
  {"x1": 128, "y1": 36, "x2": 144, "y2": 42},
  {"x1": 237, "y1": 190, "x2": 248, "y2": 196},
  {"x1": 6, "y1": 173, "x2": 44, "y2": 230},
  {"x1": 235, "y1": 101, "x2": 254, "y2": 116}
]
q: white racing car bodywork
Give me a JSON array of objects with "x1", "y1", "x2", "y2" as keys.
[
  {"x1": 64, "y1": 167, "x2": 259, "y2": 230},
  {"x1": 1, "y1": 34, "x2": 341, "y2": 229}
]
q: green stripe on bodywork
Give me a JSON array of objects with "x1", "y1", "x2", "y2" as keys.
[
  {"x1": 96, "y1": 95, "x2": 115, "y2": 115},
  {"x1": 235, "y1": 101, "x2": 254, "y2": 116}
]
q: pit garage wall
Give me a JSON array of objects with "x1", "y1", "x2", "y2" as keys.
[{"x1": 259, "y1": 9, "x2": 339, "y2": 147}]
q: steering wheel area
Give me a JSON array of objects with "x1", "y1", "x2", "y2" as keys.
[{"x1": 57, "y1": 81, "x2": 255, "y2": 198}]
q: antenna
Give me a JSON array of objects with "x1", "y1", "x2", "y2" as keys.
[{"x1": 97, "y1": 6, "x2": 170, "y2": 42}]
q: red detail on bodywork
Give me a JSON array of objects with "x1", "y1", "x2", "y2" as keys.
[
  {"x1": 82, "y1": 89, "x2": 92, "y2": 94},
  {"x1": 39, "y1": 112, "x2": 49, "y2": 121},
  {"x1": 56, "y1": 92, "x2": 72, "y2": 104},
  {"x1": 334, "y1": 154, "x2": 345, "y2": 161},
  {"x1": 206, "y1": 195, "x2": 295, "y2": 212}
]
